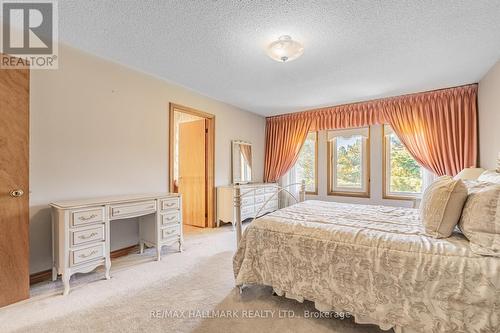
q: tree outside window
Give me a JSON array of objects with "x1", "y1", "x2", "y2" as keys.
[{"x1": 295, "y1": 132, "x2": 317, "y2": 193}]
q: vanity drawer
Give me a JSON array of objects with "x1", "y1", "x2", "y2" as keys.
[
  {"x1": 162, "y1": 225, "x2": 181, "y2": 240},
  {"x1": 110, "y1": 201, "x2": 156, "y2": 218},
  {"x1": 161, "y1": 211, "x2": 180, "y2": 226},
  {"x1": 71, "y1": 225, "x2": 105, "y2": 246},
  {"x1": 71, "y1": 243, "x2": 105, "y2": 266},
  {"x1": 254, "y1": 194, "x2": 265, "y2": 204},
  {"x1": 161, "y1": 197, "x2": 180, "y2": 211},
  {"x1": 72, "y1": 208, "x2": 104, "y2": 227}
]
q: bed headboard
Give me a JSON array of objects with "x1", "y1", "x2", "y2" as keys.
[{"x1": 233, "y1": 180, "x2": 306, "y2": 246}]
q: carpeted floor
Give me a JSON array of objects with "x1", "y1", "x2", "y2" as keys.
[{"x1": 0, "y1": 224, "x2": 385, "y2": 333}]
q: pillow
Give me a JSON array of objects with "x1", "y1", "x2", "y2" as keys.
[
  {"x1": 458, "y1": 182, "x2": 500, "y2": 257},
  {"x1": 420, "y1": 176, "x2": 468, "y2": 238},
  {"x1": 477, "y1": 170, "x2": 500, "y2": 184}
]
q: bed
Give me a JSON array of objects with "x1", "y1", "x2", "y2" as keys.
[{"x1": 233, "y1": 200, "x2": 500, "y2": 333}]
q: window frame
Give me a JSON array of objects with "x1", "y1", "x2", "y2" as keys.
[
  {"x1": 327, "y1": 127, "x2": 371, "y2": 198},
  {"x1": 382, "y1": 125, "x2": 424, "y2": 200}
]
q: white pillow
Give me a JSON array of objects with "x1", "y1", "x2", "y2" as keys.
[
  {"x1": 459, "y1": 182, "x2": 500, "y2": 257},
  {"x1": 420, "y1": 176, "x2": 468, "y2": 238},
  {"x1": 477, "y1": 170, "x2": 500, "y2": 184}
]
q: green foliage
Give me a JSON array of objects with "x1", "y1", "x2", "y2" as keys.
[
  {"x1": 296, "y1": 134, "x2": 315, "y2": 192},
  {"x1": 389, "y1": 135, "x2": 422, "y2": 193},
  {"x1": 336, "y1": 138, "x2": 362, "y2": 187}
]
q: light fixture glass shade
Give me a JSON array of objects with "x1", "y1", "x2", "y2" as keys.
[{"x1": 267, "y1": 35, "x2": 304, "y2": 62}]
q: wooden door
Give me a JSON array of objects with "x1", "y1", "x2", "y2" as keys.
[
  {"x1": 178, "y1": 119, "x2": 206, "y2": 227},
  {"x1": 0, "y1": 60, "x2": 30, "y2": 307}
]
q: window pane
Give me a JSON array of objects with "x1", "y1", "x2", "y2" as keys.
[
  {"x1": 389, "y1": 134, "x2": 422, "y2": 194},
  {"x1": 296, "y1": 132, "x2": 316, "y2": 192},
  {"x1": 335, "y1": 136, "x2": 363, "y2": 189}
]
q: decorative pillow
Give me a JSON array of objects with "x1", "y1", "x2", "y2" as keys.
[
  {"x1": 420, "y1": 176, "x2": 468, "y2": 238},
  {"x1": 459, "y1": 182, "x2": 500, "y2": 257},
  {"x1": 477, "y1": 170, "x2": 500, "y2": 184}
]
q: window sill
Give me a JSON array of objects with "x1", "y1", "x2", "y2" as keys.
[
  {"x1": 328, "y1": 191, "x2": 370, "y2": 198},
  {"x1": 383, "y1": 194, "x2": 420, "y2": 201}
]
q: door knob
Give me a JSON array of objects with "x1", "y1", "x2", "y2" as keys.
[{"x1": 10, "y1": 189, "x2": 24, "y2": 197}]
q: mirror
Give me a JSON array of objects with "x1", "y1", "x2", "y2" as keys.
[{"x1": 232, "y1": 141, "x2": 252, "y2": 184}]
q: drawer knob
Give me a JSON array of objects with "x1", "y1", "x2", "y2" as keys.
[
  {"x1": 165, "y1": 202, "x2": 175, "y2": 207},
  {"x1": 78, "y1": 232, "x2": 98, "y2": 240},
  {"x1": 78, "y1": 250, "x2": 97, "y2": 258},
  {"x1": 79, "y1": 214, "x2": 98, "y2": 221}
]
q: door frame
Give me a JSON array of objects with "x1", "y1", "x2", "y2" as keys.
[{"x1": 168, "y1": 103, "x2": 215, "y2": 228}]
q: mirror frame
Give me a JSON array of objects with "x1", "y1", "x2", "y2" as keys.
[{"x1": 231, "y1": 140, "x2": 253, "y2": 184}]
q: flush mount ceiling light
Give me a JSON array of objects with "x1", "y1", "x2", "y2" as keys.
[{"x1": 266, "y1": 35, "x2": 304, "y2": 63}]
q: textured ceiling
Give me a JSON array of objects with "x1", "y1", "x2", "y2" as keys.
[{"x1": 59, "y1": 0, "x2": 500, "y2": 116}]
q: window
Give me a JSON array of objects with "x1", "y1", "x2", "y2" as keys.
[
  {"x1": 328, "y1": 127, "x2": 370, "y2": 197},
  {"x1": 295, "y1": 132, "x2": 317, "y2": 194},
  {"x1": 383, "y1": 125, "x2": 424, "y2": 199}
]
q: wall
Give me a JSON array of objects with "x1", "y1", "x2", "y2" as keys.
[
  {"x1": 29, "y1": 44, "x2": 266, "y2": 274},
  {"x1": 305, "y1": 125, "x2": 416, "y2": 208},
  {"x1": 478, "y1": 60, "x2": 500, "y2": 169}
]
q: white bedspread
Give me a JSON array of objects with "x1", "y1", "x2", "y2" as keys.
[{"x1": 233, "y1": 200, "x2": 500, "y2": 333}]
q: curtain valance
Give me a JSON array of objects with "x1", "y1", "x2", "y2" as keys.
[{"x1": 264, "y1": 84, "x2": 478, "y2": 182}]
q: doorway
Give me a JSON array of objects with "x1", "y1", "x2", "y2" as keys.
[{"x1": 169, "y1": 103, "x2": 215, "y2": 229}]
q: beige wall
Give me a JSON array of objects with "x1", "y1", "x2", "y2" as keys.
[
  {"x1": 29, "y1": 44, "x2": 265, "y2": 273},
  {"x1": 478, "y1": 60, "x2": 500, "y2": 169}
]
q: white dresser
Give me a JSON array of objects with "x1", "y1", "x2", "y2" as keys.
[
  {"x1": 217, "y1": 183, "x2": 279, "y2": 227},
  {"x1": 51, "y1": 193, "x2": 182, "y2": 295}
]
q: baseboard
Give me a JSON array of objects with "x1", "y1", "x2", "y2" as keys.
[
  {"x1": 110, "y1": 244, "x2": 140, "y2": 259},
  {"x1": 29, "y1": 244, "x2": 140, "y2": 285},
  {"x1": 30, "y1": 269, "x2": 52, "y2": 285}
]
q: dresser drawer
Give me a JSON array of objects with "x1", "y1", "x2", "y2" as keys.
[
  {"x1": 255, "y1": 188, "x2": 265, "y2": 195},
  {"x1": 265, "y1": 186, "x2": 277, "y2": 193},
  {"x1": 241, "y1": 206, "x2": 254, "y2": 219},
  {"x1": 72, "y1": 208, "x2": 104, "y2": 227},
  {"x1": 241, "y1": 196, "x2": 254, "y2": 207},
  {"x1": 161, "y1": 197, "x2": 180, "y2": 211},
  {"x1": 110, "y1": 201, "x2": 156, "y2": 218},
  {"x1": 162, "y1": 224, "x2": 181, "y2": 240},
  {"x1": 265, "y1": 193, "x2": 277, "y2": 201},
  {"x1": 71, "y1": 243, "x2": 105, "y2": 266},
  {"x1": 267, "y1": 200, "x2": 278, "y2": 211},
  {"x1": 161, "y1": 211, "x2": 180, "y2": 226},
  {"x1": 71, "y1": 225, "x2": 105, "y2": 246},
  {"x1": 254, "y1": 194, "x2": 265, "y2": 204}
]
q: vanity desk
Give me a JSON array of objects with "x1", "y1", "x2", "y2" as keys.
[{"x1": 51, "y1": 193, "x2": 182, "y2": 295}]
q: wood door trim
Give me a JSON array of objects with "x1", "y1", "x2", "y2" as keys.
[{"x1": 168, "y1": 103, "x2": 215, "y2": 228}]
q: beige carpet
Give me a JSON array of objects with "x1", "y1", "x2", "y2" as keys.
[{"x1": 0, "y1": 225, "x2": 385, "y2": 333}]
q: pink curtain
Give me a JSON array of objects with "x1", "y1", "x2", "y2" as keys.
[
  {"x1": 382, "y1": 85, "x2": 477, "y2": 176},
  {"x1": 263, "y1": 84, "x2": 478, "y2": 182},
  {"x1": 264, "y1": 113, "x2": 312, "y2": 182}
]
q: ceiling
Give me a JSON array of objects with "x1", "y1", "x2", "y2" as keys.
[{"x1": 59, "y1": 1, "x2": 500, "y2": 116}]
